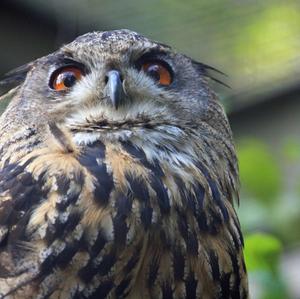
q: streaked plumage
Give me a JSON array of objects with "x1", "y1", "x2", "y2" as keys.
[{"x1": 0, "y1": 30, "x2": 248, "y2": 298}]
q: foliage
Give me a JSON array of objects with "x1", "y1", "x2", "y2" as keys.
[
  {"x1": 244, "y1": 234, "x2": 289, "y2": 299},
  {"x1": 237, "y1": 138, "x2": 300, "y2": 299},
  {"x1": 244, "y1": 233, "x2": 282, "y2": 274},
  {"x1": 238, "y1": 139, "x2": 281, "y2": 203}
]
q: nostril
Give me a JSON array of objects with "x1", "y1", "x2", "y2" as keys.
[{"x1": 104, "y1": 75, "x2": 109, "y2": 85}]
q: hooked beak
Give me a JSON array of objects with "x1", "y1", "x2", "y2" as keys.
[{"x1": 105, "y1": 70, "x2": 125, "y2": 110}]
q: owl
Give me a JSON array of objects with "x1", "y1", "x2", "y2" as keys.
[{"x1": 0, "y1": 30, "x2": 248, "y2": 298}]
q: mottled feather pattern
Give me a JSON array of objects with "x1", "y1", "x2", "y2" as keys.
[
  {"x1": 0, "y1": 30, "x2": 248, "y2": 298},
  {"x1": 0, "y1": 122, "x2": 246, "y2": 298}
]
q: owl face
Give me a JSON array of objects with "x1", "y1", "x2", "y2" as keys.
[{"x1": 3, "y1": 30, "x2": 228, "y2": 145}]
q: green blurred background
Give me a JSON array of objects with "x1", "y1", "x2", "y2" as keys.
[{"x1": 1, "y1": 1, "x2": 299, "y2": 298}]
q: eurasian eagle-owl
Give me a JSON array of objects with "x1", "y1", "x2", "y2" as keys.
[{"x1": 0, "y1": 30, "x2": 248, "y2": 299}]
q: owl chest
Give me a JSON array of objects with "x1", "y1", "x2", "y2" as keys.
[
  {"x1": 77, "y1": 140, "x2": 183, "y2": 240},
  {"x1": 0, "y1": 136, "x2": 247, "y2": 298},
  {"x1": 75, "y1": 141, "x2": 205, "y2": 297}
]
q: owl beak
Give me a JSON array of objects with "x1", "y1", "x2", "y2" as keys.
[{"x1": 105, "y1": 70, "x2": 124, "y2": 110}]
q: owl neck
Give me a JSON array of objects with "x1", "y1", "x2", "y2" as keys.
[
  {"x1": 66, "y1": 119, "x2": 238, "y2": 198},
  {"x1": 71, "y1": 122, "x2": 239, "y2": 207}
]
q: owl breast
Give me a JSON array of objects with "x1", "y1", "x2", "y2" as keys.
[{"x1": 0, "y1": 125, "x2": 247, "y2": 298}]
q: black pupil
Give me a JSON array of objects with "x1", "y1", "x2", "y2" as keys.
[
  {"x1": 61, "y1": 72, "x2": 77, "y2": 87},
  {"x1": 146, "y1": 65, "x2": 160, "y2": 81}
]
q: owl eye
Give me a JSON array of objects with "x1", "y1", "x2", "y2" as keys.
[
  {"x1": 142, "y1": 61, "x2": 172, "y2": 86},
  {"x1": 50, "y1": 67, "x2": 83, "y2": 91}
]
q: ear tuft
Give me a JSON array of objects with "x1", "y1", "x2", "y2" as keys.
[
  {"x1": 0, "y1": 62, "x2": 32, "y2": 88},
  {"x1": 191, "y1": 59, "x2": 230, "y2": 89},
  {"x1": 0, "y1": 63, "x2": 32, "y2": 115}
]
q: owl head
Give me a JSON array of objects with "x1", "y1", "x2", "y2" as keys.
[{"x1": 0, "y1": 29, "x2": 231, "y2": 148}]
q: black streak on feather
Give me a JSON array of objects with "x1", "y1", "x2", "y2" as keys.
[
  {"x1": 208, "y1": 250, "x2": 221, "y2": 281},
  {"x1": 49, "y1": 122, "x2": 74, "y2": 153},
  {"x1": 195, "y1": 211, "x2": 209, "y2": 233},
  {"x1": 173, "y1": 246, "x2": 185, "y2": 281},
  {"x1": 229, "y1": 251, "x2": 241, "y2": 299},
  {"x1": 177, "y1": 210, "x2": 189, "y2": 244},
  {"x1": 78, "y1": 142, "x2": 114, "y2": 206},
  {"x1": 121, "y1": 141, "x2": 164, "y2": 177},
  {"x1": 78, "y1": 261, "x2": 98, "y2": 284},
  {"x1": 55, "y1": 239, "x2": 82, "y2": 269},
  {"x1": 89, "y1": 230, "x2": 107, "y2": 257},
  {"x1": 174, "y1": 176, "x2": 205, "y2": 222},
  {"x1": 228, "y1": 225, "x2": 241, "y2": 250},
  {"x1": 177, "y1": 210, "x2": 198, "y2": 256},
  {"x1": 0, "y1": 162, "x2": 45, "y2": 252},
  {"x1": 162, "y1": 281, "x2": 173, "y2": 299},
  {"x1": 147, "y1": 255, "x2": 160, "y2": 288},
  {"x1": 115, "y1": 277, "x2": 132, "y2": 298},
  {"x1": 89, "y1": 280, "x2": 115, "y2": 299},
  {"x1": 186, "y1": 230, "x2": 198, "y2": 256},
  {"x1": 124, "y1": 240, "x2": 143, "y2": 273},
  {"x1": 113, "y1": 193, "x2": 131, "y2": 248},
  {"x1": 125, "y1": 173, "x2": 153, "y2": 229},
  {"x1": 149, "y1": 175, "x2": 170, "y2": 214},
  {"x1": 97, "y1": 250, "x2": 117, "y2": 276},
  {"x1": 79, "y1": 249, "x2": 117, "y2": 282},
  {"x1": 220, "y1": 272, "x2": 231, "y2": 299},
  {"x1": 185, "y1": 272, "x2": 197, "y2": 299},
  {"x1": 8, "y1": 213, "x2": 32, "y2": 255},
  {"x1": 195, "y1": 162, "x2": 229, "y2": 222},
  {"x1": 208, "y1": 179, "x2": 229, "y2": 221},
  {"x1": 55, "y1": 174, "x2": 71, "y2": 195},
  {"x1": 40, "y1": 254, "x2": 57, "y2": 278},
  {"x1": 140, "y1": 205, "x2": 153, "y2": 230},
  {"x1": 125, "y1": 173, "x2": 149, "y2": 202},
  {"x1": 45, "y1": 212, "x2": 81, "y2": 245},
  {"x1": 232, "y1": 215, "x2": 244, "y2": 247},
  {"x1": 78, "y1": 232, "x2": 108, "y2": 282}
]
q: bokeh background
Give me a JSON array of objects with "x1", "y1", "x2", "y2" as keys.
[{"x1": 1, "y1": 0, "x2": 299, "y2": 298}]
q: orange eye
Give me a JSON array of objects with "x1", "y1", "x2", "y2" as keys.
[
  {"x1": 50, "y1": 67, "x2": 83, "y2": 91},
  {"x1": 142, "y1": 61, "x2": 172, "y2": 86}
]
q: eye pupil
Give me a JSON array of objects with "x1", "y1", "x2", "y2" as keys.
[
  {"x1": 62, "y1": 72, "x2": 77, "y2": 88},
  {"x1": 142, "y1": 61, "x2": 172, "y2": 86},
  {"x1": 146, "y1": 65, "x2": 161, "y2": 81}
]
